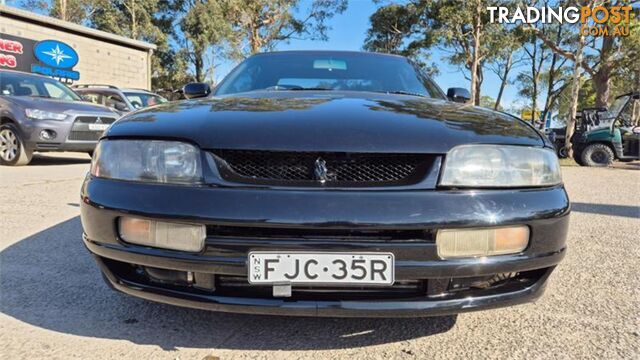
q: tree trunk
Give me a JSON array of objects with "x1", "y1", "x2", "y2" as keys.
[
  {"x1": 566, "y1": 32, "x2": 586, "y2": 160},
  {"x1": 531, "y1": 45, "x2": 537, "y2": 126},
  {"x1": 475, "y1": 64, "x2": 483, "y2": 105},
  {"x1": 59, "y1": 0, "x2": 67, "y2": 21},
  {"x1": 194, "y1": 50, "x2": 204, "y2": 82},
  {"x1": 593, "y1": 28, "x2": 614, "y2": 108},
  {"x1": 592, "y1": 68, "x2": 611, "y2": 108},
  {"x1": 494, "y1": 53, "x2": 512, "y2": 111},
  {"x1": 541, "y1": 23, "x2": 563, "y2": 125},
  {"x1": 469, "y1": 0, "x2": 482, "y2": 106},
  {"x1": 250, "y1": 25, "x2": 261, "y2": 54},
  {"x1": 541, "y1": 53, "x2": 558, "y2": 124},
  {"x1": 130, "y1": 2, "x2": 138, "y2": 40},
  {"x1": 532, "y1": 86, "x2": 537, "y2": 126}
]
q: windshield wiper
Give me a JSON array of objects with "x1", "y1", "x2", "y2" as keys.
[
  {"x1": 289, "y1": 87, "x2": 331, "y2": 91},
  {"x1": 378, "y1": 90, "x2": 427, "y2": 98},
  {"x1": 264, "y1": 86, "x2": 331, "y2": 91}
]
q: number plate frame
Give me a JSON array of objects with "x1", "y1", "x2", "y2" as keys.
[
  {"x1": 88, "y1": 123, "x2": 110, "y2": 131},
  {"x1": 247, "y1": 251, "x2": 395, "y2": 286}
]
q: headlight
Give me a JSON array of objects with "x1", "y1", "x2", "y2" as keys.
[
  {"x1": 25, "y1": 108, "x2": 68, "y2": 120},
  {"x1": 440, "y1": 145, "x2": 561, "y2": 187},
  {"x1": 91, "y1": 140, "x2": 203, "y2": 184}
]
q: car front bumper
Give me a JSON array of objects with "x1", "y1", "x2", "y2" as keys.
[
  {"x1": 80, "y1": 177, "x2": 570, "y2": 317},
  {"x1": 20, "y1": 112, "x2": 116, "y2": 153}
]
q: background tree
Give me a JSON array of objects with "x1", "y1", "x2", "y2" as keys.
[
  {"x1": 486, "y1": 30, "x2": 525, "y2": 111},
  {"x1": 363, "y1": 3, "x2": 420, "y2": 54},
  {"x1": 615, "y1": 16, "x2": 640, "y2": 93},
  {"x1": 616, "y1": 17, "x2": 640, "y2": 124},
  {"x1": 20, "y1": 0, "x2": 99, "y2": 23},
  {"x1": 179, "y1": 0, "x2": 238, "y2": 82},
  {"x1": 425, "y1": 0, "x2": 511, "y2": 105},
  {"x1": 539, "y1": 22, "x2": 570, "y2": 124},
  {"x1": 365, "y1": 0, "x2": 510, "y2": 105},
  {"x1": 517, "y1": 26, "x2": 550, "y2": 127},
  {"x1": 150, "y1": 0, "x2": 191, "y2": 90},
  {"x1": 563, "y1": 0, "x2": 596, "y2": 159},
  {"x1": 480, "y1": 95, "x2": 502, "y2": 110},
  {"x1": 90, "y1": 0, "x2": 164, "y2": 41},
  {"x1": 230, "y1": 0, "x2": 347, "y2": 55},
  {"x1": 363, "y1": 2, "x2": 436, "y2": 75},
  {"x1": 531, "y1": 0, "x2": 635, "y2": 108}
]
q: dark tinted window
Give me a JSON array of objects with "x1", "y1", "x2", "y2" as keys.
[
  {"x1": 215, "y1": 52, "x2": 444, "y2": 98},
  {"x1": 124, "y1": 92, "x2": 167, "y2": 108}
]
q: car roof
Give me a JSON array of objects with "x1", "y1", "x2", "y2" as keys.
[
  {"x1": 0, "y1": 68, "x2": 58, "y2": 80},
  {"x1": 251, "y1": 50, "x2": 408, "y2": 60},
  {"x1": 74, "y1": 86, "x2": 154, "y2": 94},
  {"x1": 120, "y1": 88, "x2": 155, "y2": 94}
]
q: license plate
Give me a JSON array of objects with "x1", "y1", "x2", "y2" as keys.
[
  {"x1": 248, "y1": 252, "x2": 394, "y2": 285},
  {"x1": 88, "y1": 123, "x2": 109, "y2": 131}
]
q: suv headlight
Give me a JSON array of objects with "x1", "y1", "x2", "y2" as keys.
[
  {"x1": 25, "y1": 108, "x2": 68, "y2": 120},
  {"x1": 440, "y1": 145, "x2": 561, "y2": 187},
  {"x1": 91, "y1": 140, "x2": 203, "y2": 184}
]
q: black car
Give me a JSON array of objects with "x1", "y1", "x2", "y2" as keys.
[{"x1": 81, "y1": 51, "x2": 569, "y2": 317}]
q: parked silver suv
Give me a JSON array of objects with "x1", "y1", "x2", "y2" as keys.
[
  {"x1": 0, "y1": 69, "x2": 119, "y2": 166},
  {"x1": 73, "y1": 84, "x2": 167, "y2": 114}
]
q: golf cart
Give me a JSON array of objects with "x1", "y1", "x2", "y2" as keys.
[{"x1": 572, "y1": 92, "x2": 640, "y2": 167}]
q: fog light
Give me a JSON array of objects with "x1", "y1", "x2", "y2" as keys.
[
  {"x1": 436, "y1": 226, "x2": 529, "y2": 259},
  {"x1": 39, "y1": 129, "x2": 56, "y2": 140},
  {"x1": 119, "y1": 217, "x2": 205, "y2": 252}
]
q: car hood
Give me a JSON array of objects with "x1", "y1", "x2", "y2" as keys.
[
  {"x1": 107, "y1": 91, "x2": 544, "y2": 153},
  {"x1": 6, "y1": 96, "x2": 117, "y2": 115}
]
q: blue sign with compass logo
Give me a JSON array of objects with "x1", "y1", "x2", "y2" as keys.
[
  {"x1": 34, "y1": 40, "x2": 79, "y2": 68},
  {"x1": 32, "y1": 39, "x2": 80, "y2": 80}
]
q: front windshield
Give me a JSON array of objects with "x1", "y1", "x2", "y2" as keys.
[
  {"x1": 602, "y1": 96, "x2": 628, "y2": 120},
  {"x1": 123, "y1": 92, "x2": 167, "y2": 109},
  {"x1": 215, "y1": 52, "x2": 444, "y2": 98},
  {"x1": 0, "y1": 71, "x2": 81, "y2": 101}
]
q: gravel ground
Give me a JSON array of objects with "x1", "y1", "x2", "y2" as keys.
[{"x1": 1, "y1": 152, "x2": 638, "y2": 359}]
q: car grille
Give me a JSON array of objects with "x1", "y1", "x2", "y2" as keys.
[
  {"x1": 67, "y1": 131, "x2": 104, "y2": 141},
  {"x1": 208, "y1": 225, "x2": 435, "y2": 242},
  {"x1": 212, "y1": 150, "x2": 434, "y2": 187},
  {"x1": 74, "y1": 116, "x2": 117, "y2": 124},
  {"x1": 68, "y1": 116, "x2": 116, "y2": 141}
]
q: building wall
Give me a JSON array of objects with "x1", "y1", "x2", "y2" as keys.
[{"x1": 0, "y1": 16, "x2": 151, "y2": 89}]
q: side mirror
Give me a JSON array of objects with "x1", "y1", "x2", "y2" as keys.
[
  {"x1": 114, "y1": 102, "x2": 129, "y2": 112},
  {"x1": 447, "y1": 87, "x2": 471, "y2": 103},
  {"x1": 183, "y1": 82, "x2": 211, "y2": 99}
]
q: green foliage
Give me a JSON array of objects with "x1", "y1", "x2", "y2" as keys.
[
  {"x1": 479, "y1": 95, "x2": 501, "y2": 110},
  {"x1": 20, "y1": 0, "x2": 98, "y2": 23},
  {"x1": 362, "y1": 2, "x2": 437, "y2": 75},
  {"x1": 88, "y1": 0, "x2": 186, "y2": 89},
  {"x1": 179, "y1": 0, "x2": 238, "y2": 82},
  {"x1": 230, "y1": 0, "x2": 347, "y2": 54},
  {"x1": 615, "y1": 17, "x2": 640, "y2": 93},
  {"x1": 364, "y1": 0, "x2": 515, "y2": 101},
  {"x1": 363, "y1": 3, "x2": 422, "y2": 54}
]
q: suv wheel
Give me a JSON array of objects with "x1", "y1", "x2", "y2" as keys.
[
  {"x1": 581, "y1": 143, "x2": 614, "y2": 167},
  {"x1": 0, "y1": 124, "x2": 33, "y2": 166},
  {"x1": 557, "y1": 146, "x2": 568, "y2": 158}
]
